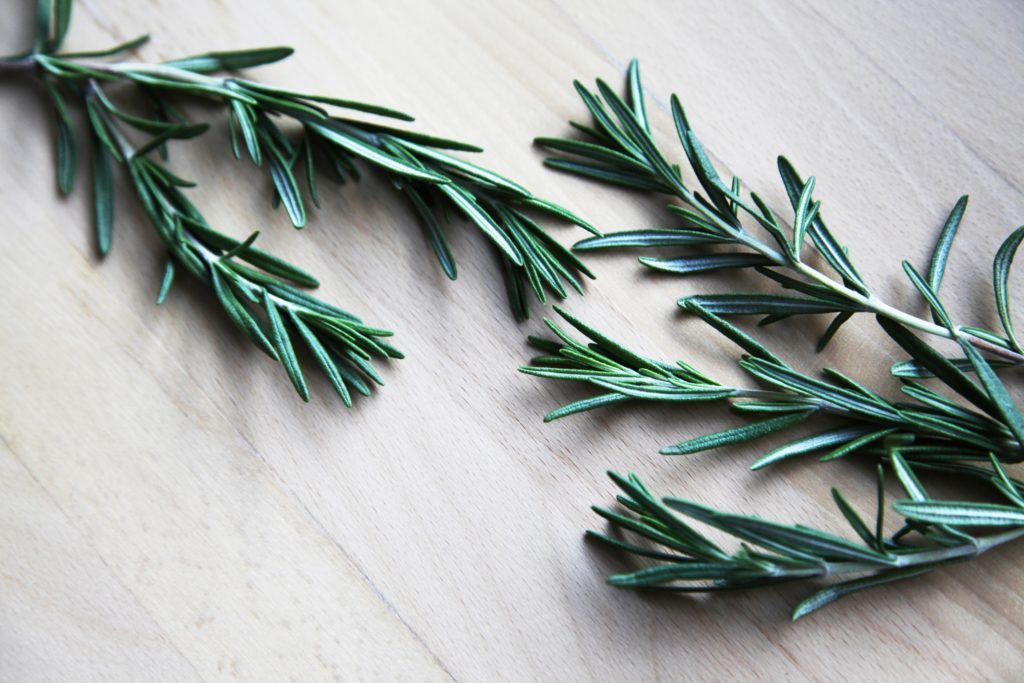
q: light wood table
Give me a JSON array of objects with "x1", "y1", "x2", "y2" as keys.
[{"x1": 2, "y1": 1, "x2": 1023, "y2": 680}]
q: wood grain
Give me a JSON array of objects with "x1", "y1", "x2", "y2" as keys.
[{"x1": 2, "y1": 1, "x2": 1022, "y2": 680}]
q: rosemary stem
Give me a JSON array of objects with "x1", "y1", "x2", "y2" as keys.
[
  {"x1": 822, "y1": 526, "x2": 1024, "y2": 577},
  {"x1": 816, "y1": 270, "x2": 1024, "y2": 364},
  {"x1": 731, "y1": 388, "x2": 872, "y2": 420},
  {"x1": 674, "y1": 185, "x2": 1024, "y2": 364},
  {"x1": 77, "y1": 59, "x2": 222, "y2": 87},
  {"x1": 966, "y1": 335, "x2": 1024, "y2": 362},
  {"x1": 0, "y1": 56, "x2": 35, "y2": 72}
]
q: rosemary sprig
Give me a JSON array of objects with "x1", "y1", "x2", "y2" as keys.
[
  {"x1": 524, "y1": 61, "x2": 1024, "y2": 616},
  {"x1": 536, "y1": 60, "x2": 1024, "y2": 366},
  {"x1": 523, "y1": 306, "x2": 1022, "y2": 465},
  {"x1": 2, "y1": 4, "x2": 596, "y2": 405},
  {"x1": 592, "y1": 467, "x2": 1024, "y2": 621}
]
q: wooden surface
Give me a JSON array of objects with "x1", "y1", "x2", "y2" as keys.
[{"x1": 2, "y1": 1, "x2": 1023, "y2": 680}]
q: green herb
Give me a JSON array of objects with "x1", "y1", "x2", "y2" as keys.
[
  {"x1": 524, "y1": 305, "x2": 1021, "y2": 464},
  {"x1": 2, "y1": 2, "x2": 595, "y2": 403},
  {"x1": 591, "y1": 468, "x2": 1024, "y2": 620},
  {"x1": 536, "y1": 60, "x2": 1022, "y2": 365},
  {"x1": 525, "y1": 61, "x2": 1024, "y2": 617}
]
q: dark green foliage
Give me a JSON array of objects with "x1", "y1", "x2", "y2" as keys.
[
  {"x1": 527, "y1": 61, "x2": 1024, "y2": 618},
  {"x1": 24, "y1": 16, "x2": 598, "y2": 320},
  {"x1": 4, "y1": 0, "x2": 598, "y2": 403},
  {"x1": 536, "y1": 60, "x2": 1024, "y2": 365},
  {"x1": 589, "y1": 466, "x2": 1024, "y2": 620}
]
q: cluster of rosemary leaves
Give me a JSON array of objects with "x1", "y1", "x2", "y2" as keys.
[
  {"x1": 523, "y1": 60, "x2": 1024, "y2": 618},
  {"x1": 3, "y1": 1, "x2": 594, "y2": 402}
]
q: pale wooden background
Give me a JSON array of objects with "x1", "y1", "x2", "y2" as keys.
[{"x1": 2, "y1": 1, "x2": 1023, "y2": 680}]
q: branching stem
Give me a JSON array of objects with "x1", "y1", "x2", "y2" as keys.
[{"x1": 676, "y1": 184, "x2": 1024, "y2": 364}]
